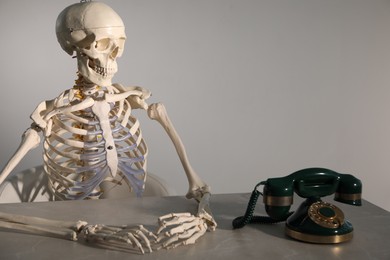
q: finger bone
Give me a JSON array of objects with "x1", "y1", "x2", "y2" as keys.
[
  {"x1": 127, "y1": 232, "x2": 145, "y2": 254},
  {"x1": 158, "y1": 212, "x2": 192, "y2": 222},
  {"x1": 133, "y1": 230, "x2": 153, "y2": 253}
]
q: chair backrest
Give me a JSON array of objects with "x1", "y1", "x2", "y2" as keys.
[{"x1": 0, "y1": 165, "x2": 175, "y2": 203}]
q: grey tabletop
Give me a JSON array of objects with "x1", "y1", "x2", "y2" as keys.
[{"x1": 0, "y1": 193, "x2": 389, "y2": 260}]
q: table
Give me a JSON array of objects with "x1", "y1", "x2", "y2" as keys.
[{"x1": 0, "y1": 193, "x2": 389, "y2": 259}]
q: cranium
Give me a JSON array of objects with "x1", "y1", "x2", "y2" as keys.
[{"x1": 55, "y1": 1, "x2": 126, "y2": 86}]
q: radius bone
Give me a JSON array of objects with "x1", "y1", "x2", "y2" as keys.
[{"x1": 0, "y1": 128, "x2": 41, "y2": 185}]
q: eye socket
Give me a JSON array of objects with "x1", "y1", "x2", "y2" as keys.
[
  {"x1": 94, "y1": 38, "x2": 111, "y2": 51},
  {"x1": 94, "y1": 37, "x2": 126, "y2": 52},
  {"x1": 118, "y1": 37, "x2": 126, "y2": 50}
]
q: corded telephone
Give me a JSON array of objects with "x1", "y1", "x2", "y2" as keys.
[{"x1": 232, "y1": 168, "x2": 362, "y2": 243}]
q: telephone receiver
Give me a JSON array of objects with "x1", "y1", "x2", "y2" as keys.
[{"x1": 232, "y1": 168, "x2": 362, "y2": 244}]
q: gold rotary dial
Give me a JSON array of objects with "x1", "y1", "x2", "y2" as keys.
[{"x1": 308, "y1": 201, "x2": 345, "y2": 229}]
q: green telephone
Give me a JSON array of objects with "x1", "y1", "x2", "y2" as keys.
[{"x1": 232, "y1": 168, "x2": 362, "y2": 243}]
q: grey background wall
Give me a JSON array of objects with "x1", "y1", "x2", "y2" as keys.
[{"x1": 0, "y1": 0, "x2": 389, "y2": 211}]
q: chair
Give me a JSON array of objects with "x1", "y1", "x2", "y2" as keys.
[{"x1": 0, "y1": 165, "x2": 175, "y2": 203}]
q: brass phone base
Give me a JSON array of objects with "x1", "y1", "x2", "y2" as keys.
[
  {"x1": 285, "y1": 198, "x2": 354, "y2": 244},
  {"x1": 285, "y1": 227, "x2": 353, "y2": 244}
]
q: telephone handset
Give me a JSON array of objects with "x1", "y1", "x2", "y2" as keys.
[{"x1": 232, "y1": 168, "x2": 362, "y2": 244}]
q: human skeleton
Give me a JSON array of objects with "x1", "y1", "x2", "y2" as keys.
[{"x1": 0, "y1": 1, "x2": 216, "y2": 253}]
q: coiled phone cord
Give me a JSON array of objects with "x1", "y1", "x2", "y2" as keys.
[{"x1": 232, "y1": 181, "x2": 293, "y2": 229}]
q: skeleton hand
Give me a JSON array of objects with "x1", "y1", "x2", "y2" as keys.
[
  {"x1": 82, "y1": 224, "x2": 157, "y2": 254},
  {"x1": 155, "y1": 212, "x2": 211, "y2": 250}
]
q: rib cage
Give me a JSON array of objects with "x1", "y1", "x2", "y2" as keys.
[{"x1": 42, "y1": 87, "x2": 148, "y2": 200}]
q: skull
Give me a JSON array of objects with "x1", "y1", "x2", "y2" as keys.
[{"x1": 55, "y1": 2, "x2": 126, "y2": 86}]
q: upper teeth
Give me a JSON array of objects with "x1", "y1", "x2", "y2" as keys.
[
  {"x1": 88, "y1": 58, "x2": 115, "y2": 78},
  {"x1": 94, "y1": 65, "x2": 114, "y2": 77}
]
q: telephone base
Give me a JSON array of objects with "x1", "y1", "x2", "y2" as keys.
[
  {"x1": 285, "y1": 198, "x2": 354, "y2": 244},
  {"x1": 285, "y1": 225, "x2": 353, "y2": 244}
]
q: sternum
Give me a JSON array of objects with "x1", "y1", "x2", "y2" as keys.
[{"x1": 91, "y1": 100, "x2": 118, "y2": 177}]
